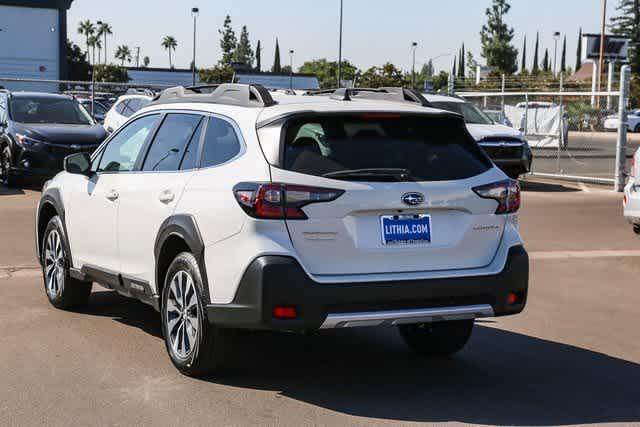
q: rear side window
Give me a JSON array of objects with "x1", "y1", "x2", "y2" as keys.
[
  {"x1": 115, "y1": 100, "x2": 128, "y2": 114},
  {"x1": 122, "y1": 99, "x2": 140, "y2": 117},
  {"x1": 282, "y1": 114, "x2": 490, "y2": 182},
  {"x1": 200, "y1": 117, "x2": 242, "y2": 168},
  {"x1": 142, "y1": 114, "x2": 202, "y2": 172}
]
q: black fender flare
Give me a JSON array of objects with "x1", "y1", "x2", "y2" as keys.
[
  {"x1": 154, "y1": 215, "x2": 211, "y2": 304},
  {"x1": 36, "y1": 188, "x2": 70, "y2": 266}
]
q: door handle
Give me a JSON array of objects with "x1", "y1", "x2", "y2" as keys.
[
  {"x1": 106, "y1": 189, "x2": 119, "y2": 201},
  {"x1": 159, "y1": 189, "x2": 175, "y2": 204}
]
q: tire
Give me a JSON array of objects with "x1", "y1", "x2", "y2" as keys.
[
  {"x1": 634, "y1": 124, "x2": 640, "y2": 134},
  {"x1": 161, "y1": 252, "x2": 229, "y2": 377},
  {"x1": 0, "y1": 144, "x2": 16, "y2": 187},
  {"x1": 398, "y1": 319, "x2": 474, "y2": 358},
  {"x1": 633, "y1": 224, "x2": 640, "y2": 235},
  {"x1": 41, "y1": 216, "x2": 92, "y2": 310}
]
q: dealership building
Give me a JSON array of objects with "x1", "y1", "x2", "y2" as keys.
[{"x1": 0, "y1": 0, "x2": 73, "y2": 91}]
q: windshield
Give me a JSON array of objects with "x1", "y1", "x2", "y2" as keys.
[
  {"x1": 281, "y1": 114, "x2": 491, "y2": 182},
  {"x1": 430, "y1": 101, "x2": 494, "y2": 125},
  {"x1": 9, "y1": 97, "x2": 94, "y2": 125}
]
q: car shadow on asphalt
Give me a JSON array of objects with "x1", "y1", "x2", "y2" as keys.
[
  {"x1": 520, "y1": 180, "x2": 581, "y2": 193},
  {"x1": 85, "y1": 290, "x2": 640, "y2": 426}
]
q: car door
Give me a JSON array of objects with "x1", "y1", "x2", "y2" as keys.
[
  {"x1": 117, "y1": 112, "x2": 204, "y2": 288},
  {"x1": 65, "y1": 114, "x2": 161, "y2": 272}
]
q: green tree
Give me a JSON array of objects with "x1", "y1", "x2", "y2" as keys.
[
  {"x1": 93, "y1": 64, "x2": 129, "y2": 83},
  {"x1": 199, "y1": 64, "x2": 234, "y2": 83},
  {"x1": 233, "y1": 26, "x2": 254, "y2": 66},
  {"x1": 66, "y1": 40, "x2": 90, "y2": 81},
  {"x1": 356, "y1": 63, "x2": 408, "y2": 88},
  {"x1": 218, "y1": 15, "x2": 237, "y2": 65},
  {"x1": 452, "y1": 56, "x2": 457, "y2": 80},
  {"x1": 561, "y1": 35, "x2": 567, "y2": 73},
  {"x1": 576, "y1": 27, "x2": 583, "y2": 71},
  {"x1": 542, "y1": 48, "x2": 549, "y2": 72},
  {"x1": 87, "y1": 35, "x2": 101, "y2": 66},
  {"x1": 272, "y1": 38, "x2": 282, "y2": 73},
  {"x1": 459, "y1": 44, "x2": 466, "y2": 78},
  {"x1": 467, "y1": 52, "x2": 479, "y2": 78},
  {"x1": 532, "y1": 32, "x2": 540, "y2": 73},
  {"x1": 255, "y1": 40, "x2": 262, "y2": 72},
  {"x1": 77, "y1": 20, "x2": 95, "y2": 63},
  {"x1": 115, "y1": 45, "x2": 132, "y2": 67},
  {"x1": 521, "y1": 35, "x2": 527, "y2": 73},
  {"x1": 161, "y1": 36, "x2": 177, "y2": 69},
  {"x1": 610, "y1": 0, "x2": 640, "y2": 74},
  {"x1": 97, "y1": 22, "x2": 112, "y2": 65},
  {"x1": 421, "y1": 59, "x2": 434, "y2": 77},
  {"x1": 298, "y1": 58, "x2": 357, "y2": 89},
  {"x1": 480, "y1": 0, "x2": 519, "y2": 74},
  {"x1": 432, "y1": 70, "x2": 450, "y2": 92},
  {"x1": 143, "y1": 56, "x2": 150, "y2": 68}
]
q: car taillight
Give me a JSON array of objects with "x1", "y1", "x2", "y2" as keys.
[
  {"x1": 473, "y1": 179, "x2": 521, "y2": 214},
  {"x1": 233, "y1": 183, "x2": 344, "y2": 220}
]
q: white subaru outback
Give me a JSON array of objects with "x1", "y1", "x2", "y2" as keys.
[{"x1": 36, "y1": 84, "x2": 529, "y2": 376}]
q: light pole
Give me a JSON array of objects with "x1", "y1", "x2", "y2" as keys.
[
  {"x1": 289, "y1": 50, "x2": 295, "y2": 90},
  {"x1": 553, "y1": 31, "x2": 560, "y2": 76},
  {"x1": 337, "y1": 0, "x2": 343, "y2": 88},
  {"x1": 191, "y1": 7, "x2": 199, "y2": 86},
  {"x1": 411, "y1": 42, "x2": 418, "y2": 89}
]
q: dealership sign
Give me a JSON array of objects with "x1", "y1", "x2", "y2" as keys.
[{"x1": 583, "y1": 33, "x2": 631, "y2": 62}]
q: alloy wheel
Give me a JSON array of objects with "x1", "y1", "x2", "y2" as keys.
[
  {"x1": 165, "y1": 270, "x2": 200, "y2": 360},
  {"x1": 44, "y1": 230, "x2": 65, "y2": 299}
]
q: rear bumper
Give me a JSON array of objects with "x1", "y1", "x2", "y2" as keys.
[{"x1": 206, "y1": 245, "x2": 529, "y2": 331}]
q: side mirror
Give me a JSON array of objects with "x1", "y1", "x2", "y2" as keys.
[{"x1": 64, "y1": 152, "x2": 92, "y2": 176}]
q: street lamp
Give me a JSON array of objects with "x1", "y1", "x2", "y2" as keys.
[
  {"x1": 191, "y1": 7, "x2": 199, "y2": 86},
  {"x1": 411, "y1": 42, "x2": 418, "y2": 89},
  {"x1": 337, "y1": 0, "x2": 344, "y2": 88},
  {"x1": 553, "y1": 31, "x2": 560, "y2": 76},
  {"x1": 289, "y1": 50, "x2": 295, "y2": 90}
]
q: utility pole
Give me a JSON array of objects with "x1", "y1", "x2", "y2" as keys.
[
  {"x1": 135, "y1": 46, "x2": 141, "y2": 68},
  {"x1": 192, "y1": 7, "x2": 199, "y2": 86},
  {"x1": 597, "y1": 0, "x2": 607, "y2": 106},
  {"x1": 337, "y1": 0, "x2": 344, "y2": 87}
]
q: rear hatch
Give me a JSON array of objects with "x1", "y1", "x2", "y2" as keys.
[{"x1": 261, "y1": 112, "x2": 508, "y2": 276}]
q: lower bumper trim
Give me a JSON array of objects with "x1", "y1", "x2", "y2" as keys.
[{"x1": 320, "y1": 304, "x2": 495, "y2": 329}]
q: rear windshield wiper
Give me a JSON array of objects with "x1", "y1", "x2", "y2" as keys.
[{"x1": 322, "y1": 168, "x2": 414, "y2": 182}]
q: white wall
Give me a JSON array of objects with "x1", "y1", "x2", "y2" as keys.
[{"x1": 0, "y1": 5, "x2": 59, "y2": 92}]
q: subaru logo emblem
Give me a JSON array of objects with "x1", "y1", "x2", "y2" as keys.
[{"x1": 402, "y1": 192, "x2": 425, "y2": 206}]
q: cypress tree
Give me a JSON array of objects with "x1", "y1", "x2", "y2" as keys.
[
  {"x1": 561, "y1": 35, "x2": 567, "y2": 73},
  {"x1": 542, "y1": 48, "x2": 549, "y2": 72},
  {"x1": 256, "y1": 40, "x2": 261, "y2": 72},
  {"x1": 272, "y1": 38, "x2": 281, "y2": 73},
  {"x1": 532, "y1": 32, "x2": 540, "y2": 73},
  {"x1": 460, "y1": 44, "x2": 466, "y2": 78},
  {"x1": 576, "y1": 28, "x2": 583, "y2": 71},
  {"x1": 521, "y1": 35, "x2": 527, "y2": 72}
]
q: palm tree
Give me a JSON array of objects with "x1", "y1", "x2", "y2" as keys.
[
  {"x1": 88, "y1": 35, "x2": 101, "y2": 66},
  {"x1": 77, "y1": 20, "x2": 95, "y2": 63},
  {"x1": 115, "y1": 45, "x2": 132, "y2": 67},
  {"x1": 97, "y1": 22, "x2": 112, "y2": 64},
  {"x1": 161, "y1": 36, "x2": 178, "y2": 69}
]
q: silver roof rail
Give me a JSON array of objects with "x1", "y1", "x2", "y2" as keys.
[
  {"x1": 151, "y1": 83, "x2": 276, "y2": 108},
  {"x1": 306, "y1": 87, "x2": 433, "y2": 107}
]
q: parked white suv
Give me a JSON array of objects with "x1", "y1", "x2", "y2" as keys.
[
  {"x1": 103, "y1": 92, "x2": 154, "y2": 133},
  {"x1": 36, "y1": 84, "x2": 529, "y2": 376}
]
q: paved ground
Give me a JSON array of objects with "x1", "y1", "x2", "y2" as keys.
[{"x1": 1, "y1": 180, "x2": 640, "y2": 426}]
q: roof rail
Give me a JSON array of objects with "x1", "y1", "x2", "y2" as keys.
[
  {"x1": 126, "y1": 88, "x2": 156, "y2": 97},
  {"x1": 151, "y1": 83, "x2": 277, "y2": 108},
  {"x1": 305, "y1": 87, "x2": 433, "y2": 107}
]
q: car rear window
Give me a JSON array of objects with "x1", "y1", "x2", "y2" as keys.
[{"x1": 281, "y1": 114, "x2": 491, "y2": 181}]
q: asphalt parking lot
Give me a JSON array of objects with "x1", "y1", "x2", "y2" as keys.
[{"x1": 1, "y1": 180, "x2": 639, "y2": 426}]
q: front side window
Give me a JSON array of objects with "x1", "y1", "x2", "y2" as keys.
[
  {"x1": 9, "y1": 97, "x2": 94, "y2": 125},
  {"x1": 282, "y1": 114, "x2": 491, "y2": 182},
  {"x1": 200, "y1": 117, "x2": 242, "y2": 168},
  {"x1": 98, "y1": 114, "x2": 160, "y2": 172},
  {"x1": 142, "y1": 114, "x2": 202, "y2": 172}
]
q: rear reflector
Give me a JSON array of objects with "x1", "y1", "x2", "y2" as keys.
[
  {"x1": 233, "y1": 182, "x2": 344, "y2": 220},
  {"x1": 507, "y1": 293, "x2": 519, "y2": 305},
  {"x1": 473, "y1": 179, "x2": 521, "y2": 214},
  {"x1": 273, "y1": 306, "x2": 297, "y2": 319}
]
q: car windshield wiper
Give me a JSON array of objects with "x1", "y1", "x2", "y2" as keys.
[{"x1": 322, "y1": 168, "x2": 415, "y2": 182}]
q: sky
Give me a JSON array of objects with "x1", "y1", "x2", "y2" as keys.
[{"x1": 67, "y1": 0, "x2": 622, "y2": 73}]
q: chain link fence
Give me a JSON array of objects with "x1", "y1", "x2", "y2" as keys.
[{"x1": 453, "y1": 68, "x2": 633, "y2": 189}]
